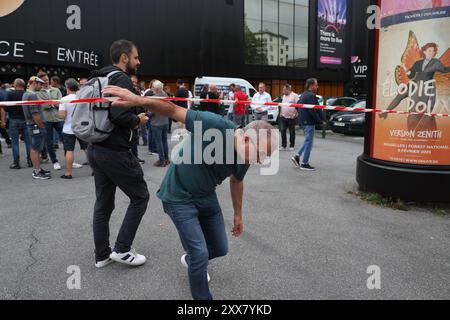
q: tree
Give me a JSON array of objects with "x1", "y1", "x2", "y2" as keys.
[{"x1": 244, "y1": 24, "x2": 267, "y2": 65}]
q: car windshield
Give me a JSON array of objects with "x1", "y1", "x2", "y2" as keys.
[
  {"x1": 335, "y1": 101, "x2": 366, "y2": 115},
  {"x1": 350, "y1": 101, "x2": 366, "y2": 109}
]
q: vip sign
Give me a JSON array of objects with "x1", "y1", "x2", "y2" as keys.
[
  {"x1": 0, "y1": 1, "x2": 81, "y2": 30},
  {"x1": 351, "y1": 56, "x2": 368, "y2": 80}
]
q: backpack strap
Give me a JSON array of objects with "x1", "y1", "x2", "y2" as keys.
[
  {"x1": 97, "y1": 71, "x2": 123, "y2": 110},
  {"x1": 106, "y1": 70, "x2": 122, "y2": 79}
]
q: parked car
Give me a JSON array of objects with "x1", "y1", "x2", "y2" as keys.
[
  {"x1": 329, "y1": 100, "x2": 366, "y2": 135},
  {"x1": 325, "y1": 97, "x2": 358, "y2": 121},
  {"x1": 326, "y1": 97, "x2": 358, "y2": 107}
]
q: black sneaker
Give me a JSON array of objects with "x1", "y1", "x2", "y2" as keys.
[
  {"x1": 138, "y1": 158, "x2": 145, "y2": 164},
  {"x1": 32, "y1": 170, "x2": 51, "y2": 180},
  {"x1": 27, "y1": 158, "x2": 33, "y2": 168},
  {"x1": 40, "y1": 168, "x2": 51, "y2": 174},
  {"x1": 291, "y1": 155, "x2": 300, "y2": 167},
  {"x1": 300, "y1": 164, "x2": 316, "y2": 171},
  {"x1": 10, "y1": 161, "x2": 21, "y2": 170},
  {"x1": 60, "y1": 174, "x2": 73, "y2": 180}
]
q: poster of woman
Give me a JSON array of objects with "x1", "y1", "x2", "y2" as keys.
[{"x1": 373, "y1": 0, "x2": 450, "y2": 166}]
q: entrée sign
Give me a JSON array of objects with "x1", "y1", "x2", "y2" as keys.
[{"x1": 0, "y1": 39, "x2": 102, "y2": 70}]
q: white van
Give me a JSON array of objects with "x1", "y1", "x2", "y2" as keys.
[{"x1": 193, "y1": 76, "x2": 257, "y2": 111}]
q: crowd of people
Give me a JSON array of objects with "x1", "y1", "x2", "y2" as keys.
[
  {"x1": 0, "y1": 38, "x2": 326, "y2": 301},
  {"x1": 0, "y1": 75, "x2": 89, "y2": 179},
  {"x1": 0, "y1": 69, "x2": 326, "y2": 178}
]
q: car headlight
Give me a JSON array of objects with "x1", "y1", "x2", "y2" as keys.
[{"x1": 350, "y1": 116, "x2": 365, "y2": 123}]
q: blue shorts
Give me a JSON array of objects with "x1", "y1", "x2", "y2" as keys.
[{"x1": 27, "y1": 124, "x2": 47, "y2": 152}]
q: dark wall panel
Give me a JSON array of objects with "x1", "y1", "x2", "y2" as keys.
[{"x1": 0, "y1": 0, "x2": 365, "y2": 83}]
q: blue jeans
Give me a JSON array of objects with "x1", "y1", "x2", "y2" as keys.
[
  {"x1": 45, "y1": 121, "x2": 63, "y2": 164},
  {"x1": 163, "y1": 202, "x2": 229, "y2": 300},
  {"x1": 9, "y1": 118, "x2": 31, "y2": 162},
  {"x1": 151, "y1": 125, "x2": 169, "y2": 161},
  {"x1": 146, "y1": 123, "x2": 158, "y2": 153},
  {"x1": 53, "y1": 129, "x2": 60, "y2": 145},
  {"x1": 140, "y1": 124, "x2": 148, "y2": 145},
  {"x1": 297, "y1": 125, "x2": 315, "y2": 165}
]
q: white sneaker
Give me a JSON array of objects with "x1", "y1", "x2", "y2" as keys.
[
  {"x1": 289, "y1": 147, "x2": 295, "y2": 151},
  {"x1": 53, "y1": 162, "x2": 61, "y2": 170},
  {"x1": 181, "y1": 254, "x2": 210, "y2": 282},
  {"x1": 95, "y1": 257, "x2": 114, "y2": 268},
  {"x1": 279, "y1": 147, "x2": 287, "y2": 151},
  {"x1": 110, "y1": 248, "x2": 146, "y2": 266},
  {"x1": 72, "y1": 162, "x2": 83, "y2": 169}
]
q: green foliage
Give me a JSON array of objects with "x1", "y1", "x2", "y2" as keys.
[
  {"x1": 244, "y1": 24, "x2": 267, "y2": 65},
  {"x1": 360, "y1": 192, "x2": 409, "y2": 211},
  {"x1": 347, "y1": 190, "x2": 450, "y2": 215}
]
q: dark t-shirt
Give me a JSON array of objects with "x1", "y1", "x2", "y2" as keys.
[
  {"x1": 199, "y1": 92, "x2": 222, "y2": 114},
  {"x1": 175, "y1": 87, "x2": 189, "y2": 109},
  {"x1": 298, "y1": 90, "x2": 323, "y2": 126},
  {"x1": 199, "y1": 91, "x2": 208, "y2": 112},
  {"x1": 4, "y1": 90, "x2": 26, "y2": 119},
  {"x1": 58, "y1": 86, "x2": 67, "y2": 97},
  {"x1": 206, "y1": 92, "x2": 222, "y2": 115},
  {"x1": 157, "y1": 110, "x2": 249, "y2": 208}
]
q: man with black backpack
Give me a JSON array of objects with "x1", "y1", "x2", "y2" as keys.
[{"x1": 86, "y1": 40, "x2": 150, "y2": 268}]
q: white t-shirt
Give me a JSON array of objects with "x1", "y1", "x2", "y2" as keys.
[
  {"x1": 228, "y1": 91, "x2": 235, "y2": 113},
  {"x1": 251, "y1": 92, "x2": 272, "y2": 113},
  {"x1": 188, "y1": 90, "x2": 193, "y2": 109},
  {"x1": 59, "y1": 94, "x2": 77, "y2": 134}
]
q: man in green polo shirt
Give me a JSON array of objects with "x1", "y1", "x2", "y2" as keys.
[{"x1": 103, "y1": 85, "x2": 277, "y2": 300}]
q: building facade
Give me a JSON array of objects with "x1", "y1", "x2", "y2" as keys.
[{"x1": 0, "y1": 0, "x2": 371, "y2": 98}]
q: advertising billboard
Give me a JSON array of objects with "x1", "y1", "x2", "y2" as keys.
[
  {"x1": 372, "y1": 0, "x2": 450, "y2": 166},
  {"x1": 317, "y1": 0, "x2": 348, "y2": 68}
]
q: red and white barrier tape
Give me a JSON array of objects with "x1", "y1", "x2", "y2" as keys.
[{"x1": 0, "y1": 96, "x2": 448, "y2": 118}]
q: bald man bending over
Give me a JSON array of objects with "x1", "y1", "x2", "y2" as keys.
[{"x1": 103, "y1": 85, "x2": 277, "y2": 300}]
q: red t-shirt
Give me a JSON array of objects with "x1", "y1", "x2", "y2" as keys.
[{"x1": 234, "y1": 91, "x2": 248, "y2": 115}]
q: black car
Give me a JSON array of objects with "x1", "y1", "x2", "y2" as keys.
[
  {"x1": 329, "y1": 100, "x2": 366, "y2": 135},
  {"x1": 324, "y1": 96, "x2": 358, "y2": 121}
]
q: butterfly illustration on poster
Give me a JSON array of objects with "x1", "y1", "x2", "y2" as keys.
[{"x1": 380, "y1": 31, "x2": 450, "y2": 131}]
